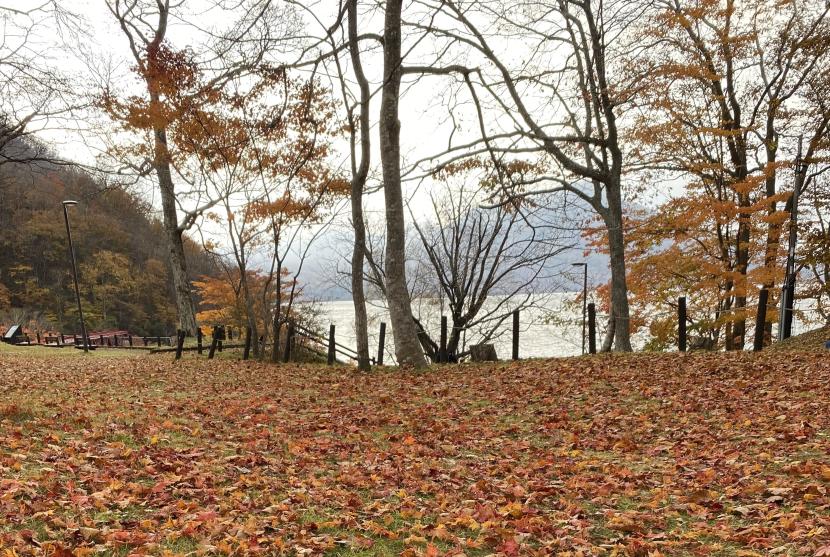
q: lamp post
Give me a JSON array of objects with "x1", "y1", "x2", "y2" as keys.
[
  {"x1": 572, "y1": 262, "x2": 588, "y2": 355},
  {"x1": 62, "y1": 200, "x2": 88, "y2": 353}
]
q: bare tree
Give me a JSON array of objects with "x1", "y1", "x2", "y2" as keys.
[
  {"x1": 800, "y1": 171, "x2": 830, "y2": 325},
  {"x1": 378, "y1": 0, "x2": 427, "y2": 367},
  {"x1": 345, "y1": 0, "x2": 375, "y2": 371},
  {"x1": 195, "y1": 129, "x2": 266, "y2": 356},
  {"x1": 409, "y1": 181, "x2": 569, "y2": 361},
  {"x1": 319, "y1": 0, "x2": 375, "y2": 370},
  {"x1": 401, "y1": 0, "x2": 647, "y2": 351}
]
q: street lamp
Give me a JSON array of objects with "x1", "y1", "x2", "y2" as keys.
[
  {"x1": 62, "y1": 200, "x2": 88, "y2": 353},
  {"x1": 572, "y1": 262, "x2": 588, "y2": 355}
]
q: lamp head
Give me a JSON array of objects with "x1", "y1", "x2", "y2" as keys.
[
  {"x1": 62, "y1": 200, "x2": 78, "y2": 207},
  {"x1": 571, "y1": 262, "x2": 586, "y2": 267}
]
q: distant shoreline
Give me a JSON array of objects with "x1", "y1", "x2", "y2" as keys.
[{"x1": 306, "y1": 289, "x2": 587, "y2": 304}]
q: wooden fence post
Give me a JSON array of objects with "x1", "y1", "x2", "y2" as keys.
[
  {"x1": 439, "y1": 315, "x2": 448, "y2": 363},
  {"x1": 128, "y1": 335, "x2": 132, "y2": 347},
  {"x1": 282, "y1": 322, "x2": 294, "y2": 363},
  {"x1": 208, "y1": 326, "x2": 218, "y2": 359},
  {"x1": 377, "y1": 322, "x2": 386, "y2": 366},
  {"x1": 243, "y1": 326, "x2": 252, "y2": 360},
  {"x1": 512, "y1": 310, "x2": 520, "y2": 361},
  {"x1": 327, "y1": 324, "x2": 336, "y2": 365},
  {"x1": 678, "y1": 296, "x2": 687, "y2": 352},
  {"x1": 175, "y1": 330, "x2": 185, "y2": 360},
  {"x1": 588, "y1": 302, "x2": 597, "y2": 354},
  {"x1": 197, "y1": 328, "x2": 203, "y2": 355},
  {"x1": 753, "y1": 288, "x2": 768, "y2": 352}
]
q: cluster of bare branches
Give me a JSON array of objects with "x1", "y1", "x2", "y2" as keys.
[{"x1": 0, "y1": 1, "x2": 83, "y2": 170}]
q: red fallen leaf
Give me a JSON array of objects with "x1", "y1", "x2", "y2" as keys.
[
  {"x1": 815, "y1": 545, "x2": 830, "y2": 556},
  {"x1": 181, "y1": 521, "x2": 199, "y2": 536},
  {"x1": 196, "y1": 511, "x2": 218, "y2": 522},
  {"x1": 353, "y1": 537, "x2": 374, "y2": 548},
  {"x1": 608, "y1": 513, "x2": 643, "y2": 533},
  {"x1": 48, "y1": 543, "x2": 77, "y2": 557},
  {"x1": 19, "y1": 529, "x2": 37, "y2": 544},
  {"x1": 425, "y1": 543, "x2": 441, "y2": 557},
  {"x1": 474, "y1": 503, "x2": 497, "y2": 522},
  {"x1": 108, "y1": 530, "x2": 133, "y2": 543},
  {"x1": 498, "y1": 539, "x2": 520, "y2": 556}
]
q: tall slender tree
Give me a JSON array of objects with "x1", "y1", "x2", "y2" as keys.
[
  {"x1": 102, "y1": 0, "x2": 279, "y2": 335},
  {"x1": 377, "y1": 0, "x2": 428, "y2": 368},
  {"x1": 104, "y1": 0, "x2": 199, "y2": 334}
]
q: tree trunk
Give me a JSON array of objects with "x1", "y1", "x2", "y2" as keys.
[
  {"x1": 759, "y1": 117, "x2": 780, "y2": 342},
  {"x1": 239, "y1": 274, "x2": 259, "y2": 358},
  {"x1": 351, "y1": 218, "x2": 371, "y2": 370},
  {"x1": 601, "y1": 315, "x2": 615, "y2": 352},
  {"x1": 605, "y1": 185, "x2": 633, "y2": 352},
  {"x1": 732, "y1": 192, "x2": 751, "y2": 349},
  {"x1": 271, "y1": 318, "x2": 281, "y2": 362},
  {"x1": 379, "y1": 0, "x2": 427, "y2": 368},
  {"x1": 270, "y1": 270, "x2": 282, "y2": 363},
  {"x1": 348, "y1": 0, "x2": 371, "y2": 371},
  {"x1": 154, "y1": 126, "x2": 198, "y2": 336}
]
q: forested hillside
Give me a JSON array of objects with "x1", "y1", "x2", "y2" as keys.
[{"x1": 0, "y1": 141, "x2": 218, "y2": 336}]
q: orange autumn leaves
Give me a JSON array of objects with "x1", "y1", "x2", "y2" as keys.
[
  {"x1": 193, "y1": 268, "x2": 299, "y2": 333},
  {"x1": 588, "y1": 0, "x2": 830, "y2": 349},
  {"x1": 2, "y1": 350, "x2": 830, "y2": 555},
  {"x1": 100, "y1": 41, "x2": 348, "y2": 202}
]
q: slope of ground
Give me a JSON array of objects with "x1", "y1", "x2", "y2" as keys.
[
  {"x1": 768, "y1": 325, "x2": 830, "y2": 353},
  {"x1": 1, "y1": 350, "x2": 829, "y2": 556}
]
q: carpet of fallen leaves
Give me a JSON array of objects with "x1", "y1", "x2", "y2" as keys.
[
  {"x1": 1, "y1": 350, "x2": 829, "y2": 557},
  {"x1": 769, "y1": 326, "x2": 830, "y2": 353}
]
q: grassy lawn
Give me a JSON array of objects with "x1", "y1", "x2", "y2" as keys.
[
  {"x1": 0, "y1": 341, "x2": 148, "y2": 360},
  {"x1": 1, "y1": 347, "x2": 829, "y2": 556}
]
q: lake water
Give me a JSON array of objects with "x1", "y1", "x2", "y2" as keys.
[
  {"x1": 312, "y1": 293, "x2": 599, "y2": 362},
  {"x1": 309, "y1": 293, "x2": 821, "y2": 363}
]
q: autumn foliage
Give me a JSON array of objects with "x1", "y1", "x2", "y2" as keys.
[
  {"x1": 2, "y1": 349, "x2": 830, "y2": 556},
  {"x1": 609, "y1": 0, "x2": 830, "y2": 349},
  {"x1": 193, "y1": 269, "x2": 300, "y2": 334}
]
